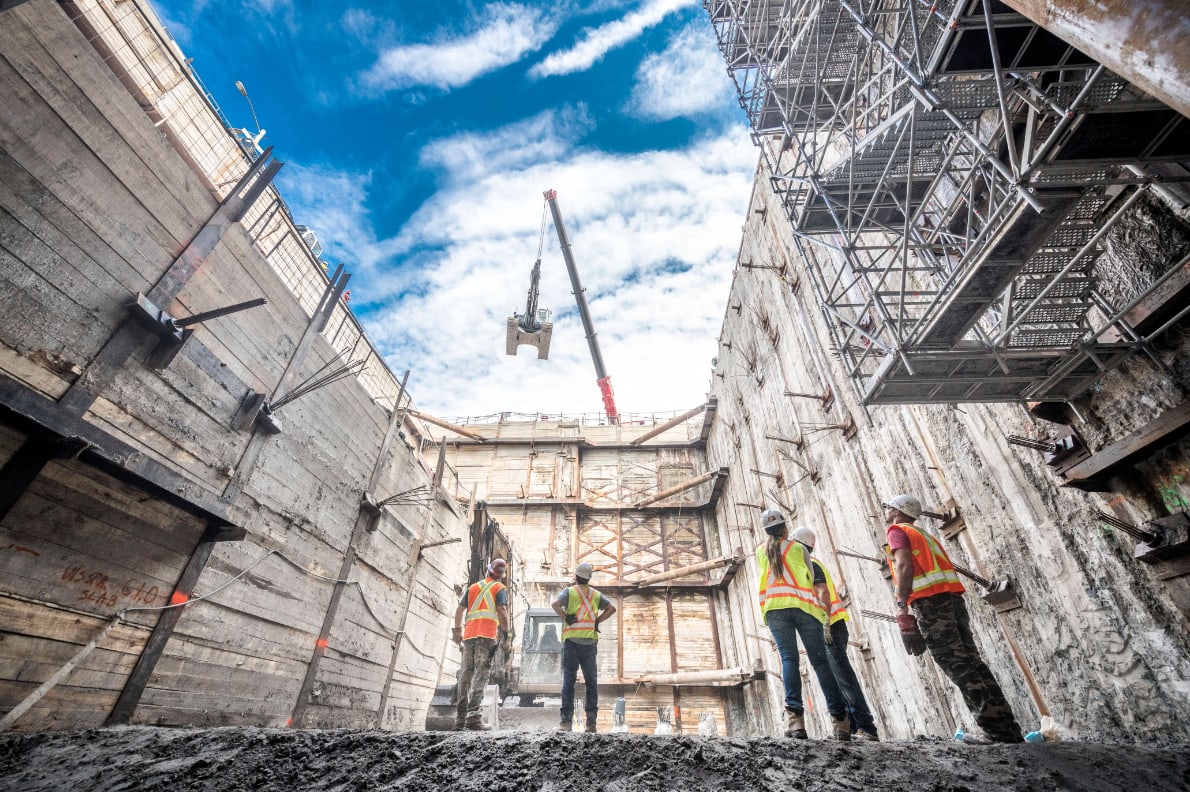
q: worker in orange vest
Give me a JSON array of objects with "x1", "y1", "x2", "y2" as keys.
[
  {"x1": 885, "y1": 494, "x2": 1023, "y2": 743},
  {"x1": 552, "y1": 561, "x2": 616, "y2": 733},
  {"x1": 451, "y1": 558, "x2": 510, "y2": 731},
  {"x1": 791, "y1": 526, "x2": 880, "y2": 741}
]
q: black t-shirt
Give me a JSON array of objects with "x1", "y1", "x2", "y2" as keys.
[{"x1": 805, "y1": 548, "x2": 826, "y2": 585}]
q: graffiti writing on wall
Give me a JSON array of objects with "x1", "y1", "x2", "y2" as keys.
[
  {"x1": 1, "y1": 543, "x2": 39, "y2": 556},
  {"x1": 60, "y1": 564, "x2": 167, "y2": 609}
]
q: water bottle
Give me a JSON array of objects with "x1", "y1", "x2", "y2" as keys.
[{"x1": 954, "y1": 728, "x2": 964, "y2": 741}]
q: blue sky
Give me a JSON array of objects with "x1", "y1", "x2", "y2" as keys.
[{"x1": 150, "y1": 0, "x2": 758, "y2": 420}]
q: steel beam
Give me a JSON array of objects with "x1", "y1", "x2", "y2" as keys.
[
  {"x1": 1002, "y1": 0, "x2": 1190, "y2": 120},
  {"x1": 106, "y1": 520, "x2": 244, "y2": 726}
]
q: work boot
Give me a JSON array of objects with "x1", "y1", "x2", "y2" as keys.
[
  {"x1": 831, "y1": 714, "x2": 852, "y2": 741},
  {"x1": 784, "y1": 709, "x2": 807, "y2": 739},
  {"x1": 853, "y1": 729, "x2": 879, "y2": 742},
  {"x1": 557, "y1": 721, "x2": 572, "y2": 732},
  {"x1": 585, "y1": 720, "x2": 598, "y2": 733},
  {"x1": 464, "y1": 716, "x2": 491, "y2": 731}
]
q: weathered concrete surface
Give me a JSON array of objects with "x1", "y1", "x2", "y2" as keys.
[
  {"x1": 2, "y1": 727, "x2": 1189, "y2": 792},
  {"x1": 708, "y1": 157, "x2": 1190, "y2": 743}
]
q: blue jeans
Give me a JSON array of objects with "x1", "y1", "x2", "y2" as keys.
[
  {"x1": 766, "y1": 607, "x2": 846, "y2": 717},
  {"x1": 560, "y1": 640, "x2": 598, "y2": 723},
  {"x1": 824, "y1": 621, "x2": 878, "y2": 735}
]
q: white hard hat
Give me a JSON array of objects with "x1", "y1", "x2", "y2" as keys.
[
  {"x1": 884, "y1": 494, "x2": 922, "y2": 520},
  {"x1": 791, "y1": 526, "x2": 816, "y2": 549},
  {"x1": 760, "y1": 508, "x2": 787, "y2": 536},
  {"x1": 576, "y1": 561, "x2": 594, "y2": 580}
]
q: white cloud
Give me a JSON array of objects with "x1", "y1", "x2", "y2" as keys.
[
  {"x1": 360, "y1": 3, "x2": 555, "y2": 92},
  {"x1": 627, "y1": 21, "x2": 736, "y2": 120},
  {"x1": 529, "y1": 0, "x2": 697, "y2": 79},
  {"x1": 299, "y1": 120, "x2": 760, "y2": 420},
  {"x1": 419, "y1": 106, "x2": 595, "y2": 183}
]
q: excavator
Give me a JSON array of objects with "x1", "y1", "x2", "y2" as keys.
[
  {"x1": 506, "y1": 189, "x2": 619, "y2": 423},
  {"x1": 505, "y1": 259, "x2": 553, "y2": 359}
]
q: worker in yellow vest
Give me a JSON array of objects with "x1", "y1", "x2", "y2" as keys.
[
  {"x1": 451, "y1": 558, "x2": 510, "y2": 731},
  {"x1": 551, "y1": 561, "x2": 616, "y2": 732},
  {"x1": 885, "y1": 494, "x2": 1023, "y2": 743},
  {"x1": 756, "y1": 508, "x2": 850, "y2": 740},
  {"x1": 791, "y1": 527, "x2": 879, "y2": 741}
]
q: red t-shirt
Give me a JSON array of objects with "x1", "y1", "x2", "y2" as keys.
[{"x1": 887, "y1": 525, "x2": 911, "y2": 551}]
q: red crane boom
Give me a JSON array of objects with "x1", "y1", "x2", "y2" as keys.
[{"x1": 543, "y1": 189, "x2": 619, "y2": 423}]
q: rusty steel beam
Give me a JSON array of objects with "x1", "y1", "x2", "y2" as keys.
[
  {"x1": 628, "y1": 403, "x2": 707, "y2": 446},
  {"x1": 406, "y1": 409, "x2": 488, "y2": 442},
  {"x1": 1002, "y1": 0, "x2": 1190, "y2": 119},
  {"x1": 1061, "y1": 400, "x2": 1190, "y2": 490},
  {"x1": 632, "y1": 551, "x2": 745, "y2": 588},
  {"x1": 632, "y1": 467, "x2": 726, "y2": 509},
  {"x1": 635, "y1": 664, "x2": 763, "y2": 687}
]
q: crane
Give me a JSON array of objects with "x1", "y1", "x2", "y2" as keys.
[{"x1": 543, "y1": 188, "x2": 619, "y2": 423}]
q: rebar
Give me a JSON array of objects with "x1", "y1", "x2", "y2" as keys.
[
  {"x1": 1095, "y1": 511, "x2": 1161, "y2": 544},
  {"x1": 377, "y1": 484, "x2": 435, "y2": 509},
  {"x1": 270, "y1": 353, "x2": 367, "y2": 411},
  {"x1": 838, "y1": 547, "x2": 884, "y2": 564},
  {"x1": 860, "y1": 609, "x2": 897, "y2": 623},
  {"x1": 950, "y1": 563, "x2": 992, "y2": 589},
  {"x1": 1006, "y1": 435, "x2": 1059, "y2": 454}
]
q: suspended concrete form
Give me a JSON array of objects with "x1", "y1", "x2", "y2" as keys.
[{"x1": 704, "y1": 0, "x2": 1190, "y2": 405}]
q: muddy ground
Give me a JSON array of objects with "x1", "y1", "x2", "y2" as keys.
[{"x1": 3, "y1": 726, "x2": 1189, "y2": 792}]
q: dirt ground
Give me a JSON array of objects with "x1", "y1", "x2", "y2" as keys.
[{"x1": 3, "y1": 726, "x2": 1189, "y2": 792}]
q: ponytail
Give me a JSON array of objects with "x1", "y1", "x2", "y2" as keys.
[{"x1": 765, "y1": 533, "x2": 785, "y2": 572}]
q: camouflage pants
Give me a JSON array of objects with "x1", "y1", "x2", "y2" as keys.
[
  {"x1": 456, "y1": 636, "x2": 496, "y2": 724},
  {"x1": 914, "y1": 594, "x2": 1023, "y2": 743}
]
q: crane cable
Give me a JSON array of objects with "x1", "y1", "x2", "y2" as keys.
[{"x1": 537, "y1": 197, "x2": 550, "y2": 261}]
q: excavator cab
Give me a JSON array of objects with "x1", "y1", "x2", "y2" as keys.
[{"x1": 506, "y1": 259, "x2": 553, "y2": 359}]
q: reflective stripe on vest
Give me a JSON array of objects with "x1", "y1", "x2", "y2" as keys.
[
  {"x1": 463, "y1": 578, "x2": 503, "y2": 640},
  {"x1": 561, "y1": 585, "x2": 601, "y2": 641},
  {"x1": 813, "y1": 559, "x2": 849, "y2": 625},
  {"x1": 756, "y1": 540, "x2": 825, "y2": 624},
  {"x1": 885, "y1": 523, "x2": 965, "y2": 604}
]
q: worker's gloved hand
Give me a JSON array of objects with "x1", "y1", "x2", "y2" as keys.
[
  {"x1": 822, "y1": 623, "x2": 833, "y2": 646},
  {"x1": 564, "y1": 613, "x2": 577, "y2": 625},
  {"x1": 451, "y1": 626, "x2": 463, "y2": 645},
  {"x1": 896, "y1": 613, "x2": 927, "y2": 656}
]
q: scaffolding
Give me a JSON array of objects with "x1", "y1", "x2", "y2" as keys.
[{"x1": 705, "y1": 0, "x2": 1190, "y2": 404}]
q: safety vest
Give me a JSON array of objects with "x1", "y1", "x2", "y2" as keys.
[
  {"x1": 463, "y1": 577, "x2": 505, "y2": 640},
  {"x1": 561, "y1": 585, "x2": 602, "y2": 642},
  {"x1": 885, "y1": 523, "x2": 965, "y2": 604},
  {"x1": 812, "y1": 559, "x2": 849, "y2": 625},
  {"x1": 756, "y1": 540, "x2": 825, "y2": 624}
]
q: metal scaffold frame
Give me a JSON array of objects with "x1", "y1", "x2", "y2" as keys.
[{"x1": 705, "y1": 0, "x2": 1190, "y2": 404}]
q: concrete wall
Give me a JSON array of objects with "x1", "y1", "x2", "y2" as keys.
[
  {"x1": 442, "y1": 417, "x2": 743, "y2": 734},
  {"x1": 0, "y1": 0, "x2": 470, "y2": 732},
  {"x1": 707, "y1": 160, "x2": 1190, "y2": 741}
]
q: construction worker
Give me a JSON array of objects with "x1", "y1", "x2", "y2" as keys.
[
  {"x1": 791, "y1": 526, "x2": 880, "y2": 741},
  {"x1": 884, "y1": 494, "x2": 1024, "y2": 743},
  {"x1": 756, "y1": 508, "x2": 851, "y2": 740},
  {"x1": 552, "y1": 561, "x2": 616, "y2": 732},
  {"x1": 451, "y1": 558, "x2": 510, "y2": 731}
]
